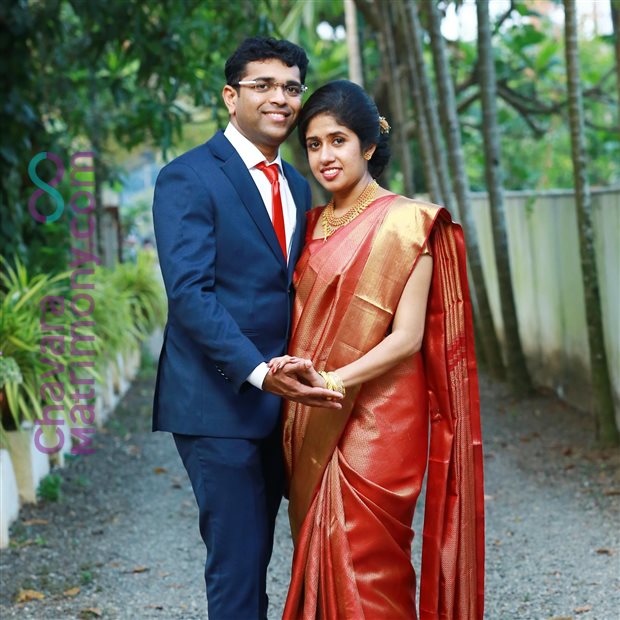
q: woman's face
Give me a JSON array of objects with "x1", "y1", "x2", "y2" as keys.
[{"x1": 304, "y1": 113, "x2": 375, "y2": 196}]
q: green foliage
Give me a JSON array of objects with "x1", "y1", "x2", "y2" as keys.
[
  {"x1": 3, "y1": 0, "x2": 619, "y2": 266},
  {"x1": 87, "y1": 270, "x2": 135, "y2": 364},
  {"x1": 120, "y1": 200, "x2": 151, "y2": 238},
  {"x1": 453, "y1": 10, "x2": 619, "y2": 190},
  {"x1": 268, "y1": 0, "x2": 351, "y2": 179},
  {"x1": 0, "y1": 256, "x2": 71, "y2": 429},
  {"x1": 107, "y1": 251, "x2": 167, "y2": 342},
  {"x1": 37, "y1": 473, "x2": 63, "y2": 502},
  {"x1": 0, "y1": 356, "x2": 22, "y2": 390},
  {"x1": 47, "y1": 0, "x2": 269, "y2": 154},
  {"x1": 1, "y1": 0, "x2": 271, "y2": 263},
  {"x1": 85, "y1": 252, "x2": 166, "y2": 369},
  {"x1": 0, "y1": 1, "x2": 68, "y2": 269},
  {"x1": 0, "y1": 251, "x2": 164, "y2": 430}
]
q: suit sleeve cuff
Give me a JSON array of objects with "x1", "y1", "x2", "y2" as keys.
[{"x1": 246, "y1": 362, "x2": 269, "y2": 390}]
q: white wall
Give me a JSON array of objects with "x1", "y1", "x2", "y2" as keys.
[{"x1": 469, "y1": 187, "x2": 619, "y2": 423}]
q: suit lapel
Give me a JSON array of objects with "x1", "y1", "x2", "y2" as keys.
[
  {"x1": 209, "y1": 131, "x2": 287, "y2": 268},
  {"x1": 283, "y1": 163, "x2": 308, "y2": 281}
]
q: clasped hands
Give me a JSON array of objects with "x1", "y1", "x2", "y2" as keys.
[{"x1": 262, "y1": 355, "x2": 343, "y2": 410}]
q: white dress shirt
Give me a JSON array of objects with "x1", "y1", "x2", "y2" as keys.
[
  {"x1": 224, "y1": 123, "x2": 297, "y2": 257},
  {"x1": 223, "y1": 123, "x2": 298, "y2": 389}
]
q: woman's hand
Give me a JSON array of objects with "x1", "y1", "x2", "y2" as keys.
[
  {"x1": 267, "y1": 355, "x2": 303, "y2": 373},
  {"x1": 263, "y1": 356, "x2": 341, "y2": 408},
  {"x1": 268, "y1": 356, "x2": 326, "y2": 389}
]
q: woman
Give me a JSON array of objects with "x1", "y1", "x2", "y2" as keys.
[{"x1": 270, "y1": 81, "x2": 484, "y2": 619}]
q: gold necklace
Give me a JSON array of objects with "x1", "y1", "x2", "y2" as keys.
[{"x1": 321, "y1": 180, "x2": 379, "y2": 240}]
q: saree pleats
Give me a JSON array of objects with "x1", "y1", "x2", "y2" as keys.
[{"x1": 283, "y1": 196, "x2": 484, "y2": 620}]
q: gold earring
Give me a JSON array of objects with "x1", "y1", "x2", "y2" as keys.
[{"x1": 364, "y1": 152, "x2": 372, "y2": 160}]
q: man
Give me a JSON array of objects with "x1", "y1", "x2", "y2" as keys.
[{"x1": 152, "y1": 37, "x2": 341, "y2": 620}]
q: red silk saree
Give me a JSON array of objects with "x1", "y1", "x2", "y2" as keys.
[{"x1": 282, "y1": 194, "x2": 484, "y2": 620}]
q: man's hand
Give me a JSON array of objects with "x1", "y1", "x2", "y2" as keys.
[{"x1": 262, "y1": 356, "x2": 342, "y2": 409}]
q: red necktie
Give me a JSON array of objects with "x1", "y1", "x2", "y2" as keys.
[{"x1": 256, "y1": 161, "x2": 287, "y2": 261}]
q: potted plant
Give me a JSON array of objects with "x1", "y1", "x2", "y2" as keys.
[
  {"x1": 0, "y1": 356, "x2": 21, "y2": 544},
  {"x1": 0, "y1": 257, "x2": 80, "y2": 499},
  {"x1": 106, "y1": 250, "x2": 166, "y2": 383},
  {"x1": 88, "y1": 265, "x2": 135, "y2": 416},
  {"x1": 0, "y1": 257, "x2": 67, "y2": 500},
  {"x1": 0, "y1": 446, "x2": 19, "y2": 548}
]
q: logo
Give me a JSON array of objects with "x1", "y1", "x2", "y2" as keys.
[
  {"x1": 28, "y1": 152, "x2": 66, "y2": 223},
  {"x1": 27, "y1": 151, "x2": 99, "y2": 455}
]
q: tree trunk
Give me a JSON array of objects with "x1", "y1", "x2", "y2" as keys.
[
  {"x1": 564, "y1": 0, "x2": 619, "y2": 446},
  {"x1": 393, "y1": 0, "x2": 442, "y2": 203},
  {"x1": 87, "y1": 76, "x2": 106, "y2": 265},
  {"x1": 403, "y1": 1, "x2": 504, "y2": 378},
  {"x1": 405, "y1": 0, "x2": 453, "y2": 208},
  {"x1": 355, "y1": 0, "x2": 506, "y2": 375},
  {"x1": 344, "y1": 0, "x2": 363, "y2": 86},
  {"x1": 377, "y1": 1, "x2": 415, "y2": 196},
  {"x1": 355, "y1": 0, "x2": 415, "y2": 195},
  {"x1": 426, "y1": 0, "x2": 505, "y2": 378},
  {"x1": 611, "y1": 0, "x2": 620, "y2": 123},
  {"x1": 476, "y1": 0, "x2": 531, "y2": 391},
  {"x1": 91, "y1": 148, "x2": 106, "y2": 265}
]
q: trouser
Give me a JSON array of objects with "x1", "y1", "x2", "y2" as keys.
[{"x1": 173, "y1": 425, "x2": 284, "y2": 620}]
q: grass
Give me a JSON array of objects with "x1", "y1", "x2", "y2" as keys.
[{"x1": 37, "y1": 473, "x2": 62, "y2": 502}]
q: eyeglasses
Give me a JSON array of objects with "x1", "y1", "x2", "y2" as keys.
[{"x1": 235, "y1": 79, "x2": 308, "y2": 98}]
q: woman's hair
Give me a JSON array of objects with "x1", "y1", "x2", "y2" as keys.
[
  {"x1": 297, "y1": 80, "x2": 391, "y2": 178},
  {"x1": 225, "y1": 37, "x2": 309, "y2": 85}
]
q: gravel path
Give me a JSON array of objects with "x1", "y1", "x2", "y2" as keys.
[{"x1": 0, "y1": 362, "x2": 618, "y2": 619}]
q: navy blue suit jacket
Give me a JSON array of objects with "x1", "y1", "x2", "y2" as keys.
[{"x1": 152, "y1": 130, "x2": 311, "y2": 438}]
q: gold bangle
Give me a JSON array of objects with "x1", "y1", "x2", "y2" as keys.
[
  {"x1": 330, "y1": 371, "x2": 346, "y2": 397},
  {"x1": 318, "y1": 370, "x2": 331, "y2": 390},
  {"x1": 318, "y1": 370, "x2": 346, "y2": 397}
]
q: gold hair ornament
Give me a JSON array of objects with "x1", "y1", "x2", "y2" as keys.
[{"x1": 379, "y1": 116, "x2": 391, "y2": 134}]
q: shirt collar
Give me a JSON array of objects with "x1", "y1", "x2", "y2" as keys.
[{"x1": 224, "y1": 122, "x2": 283, "y2": 173}]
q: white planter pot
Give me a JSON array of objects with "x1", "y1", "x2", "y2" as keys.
[
  {"x1": 94, "y1": 392, "x2": 108, "y2": 429},
  {"x1": 110, "y1": 354, "x2": 129, "y2": 397},
  {"x1": 96, "y1": 381, "x2": 114, "y2": 426},
  {"x1": 122, "y1": 348, "x2": 132, "y2": 380},
  {"x1": 100, "y1": 363, "x2": 118, "y2": 411},
  {"x1": 123, "y1": 347, "x2": 141, "y2": 381},
  {"x1": 4, "y1": 425, "x2": 50, "y2": 504},
  {"x1": 0, "y1": 449, "x2": 19, "y2": 548},
  {"x1": 41, "y1": 424, "x2": 73, "y2": 468},
  {"x1": 147, "y1": 327, "x2": 163, "y2": 361},
  {"x1": 116, "y1": 352, "x2": 129, "y2": 396},
  {"x1": 133, "y1": 346, "x2": 142, "y2": 377},
  {"x1": 56, "y1": 431, "x2": 73, "y2": 467}
]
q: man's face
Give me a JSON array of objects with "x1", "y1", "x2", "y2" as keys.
[{"x1": 222, "y1": 59, "x2": 303, "y2": 159}]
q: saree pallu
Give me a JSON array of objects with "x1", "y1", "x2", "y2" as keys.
[{"x1": 282, "y1": 194, "x2": 484, "y2": 620}]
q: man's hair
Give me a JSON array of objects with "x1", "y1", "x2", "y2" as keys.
[{"x1": 225, "y1": 37, "x2": 309, "y2": 85}]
